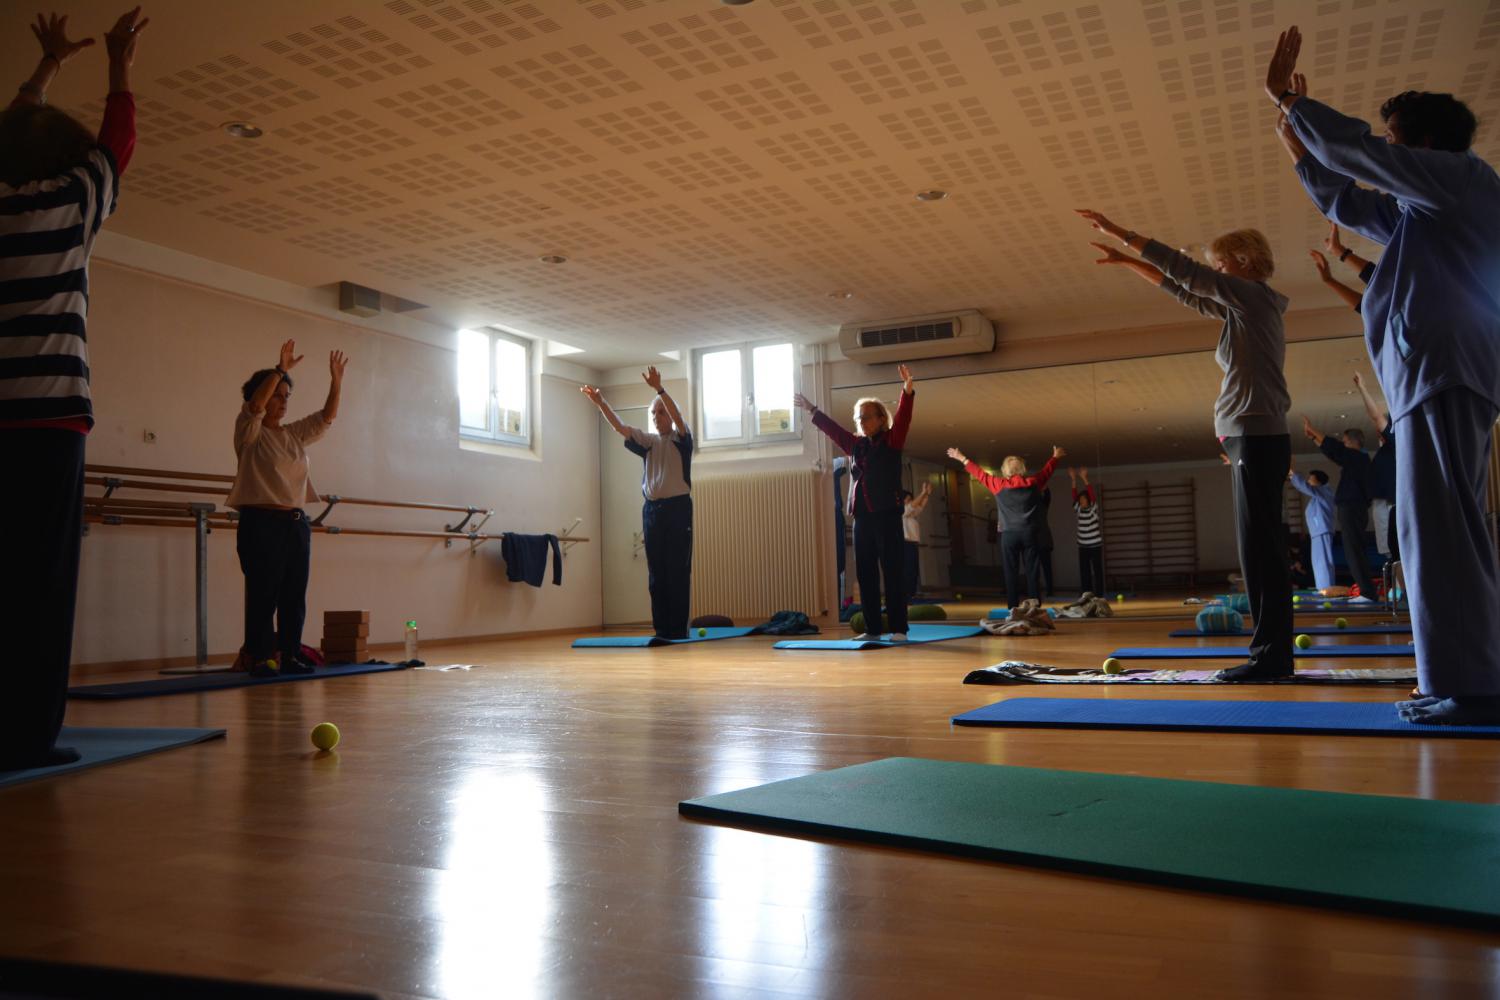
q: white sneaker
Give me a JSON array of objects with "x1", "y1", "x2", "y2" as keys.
[
  {"x1": 1348, "y1": 595, "x2": 1375, "y2": 604},
  {"x1": 889, "y1": 632, "x2": 909, "y2": 642}
]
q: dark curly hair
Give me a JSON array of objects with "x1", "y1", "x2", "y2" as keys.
[
  {"x1": 242, "y1": 369, "x2": 292, "y2": 401},
  {"x1": 0, "y1": 105, "x2": 96, "y2": 187},
  {"x1": 1379, "y1": 91, "x2": 1477, "y2": 153}
]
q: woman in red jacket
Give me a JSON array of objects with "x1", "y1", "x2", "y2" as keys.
[{"x1": 948, "y1": 445, "x2": 1065, "y2": 609}]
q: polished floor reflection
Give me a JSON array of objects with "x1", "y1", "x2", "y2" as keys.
[{"x1": 3, "y1": 614, "x2": 1498, "y2": 999}]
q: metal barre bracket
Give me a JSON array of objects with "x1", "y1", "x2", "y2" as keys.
[
  {"x1": 310, "y1": 495, "x2": 341, "y2": 527},
  {"x1": 445, "y1": 505, "x2": 489, "y2": 534},
  {"x1": 102, "y1": 476, "x2": 121, "y2": 499}
]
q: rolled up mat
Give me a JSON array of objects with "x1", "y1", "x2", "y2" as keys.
[
  {"x1": 775, "y1": 623, "x2": 983, "y2": 650},
  {"x1": 680, "y1": 756, "x2": 1500, "y2": 926},
  {"x1": 0, "y1": 727, "x2": 225, "y2": 788},
  {"x1": 573, "y1": 626, "x2": 757, "y2": 648},
  {"x1": 987, "y1": 607, "x2": 1059, "y2": 620},
  {"x1": 952, "y1": 697, "x2": 1500, "y2": 738},
  {"x1": 1169, "y1": 624, "x2": 1411, "y2": 637},
  {"x1": 1109, "y1": 644, "x2": 1414, "y2": 660},
  {"x1": 963, "y1": 661, "x2": 1415, "y2": 685}
]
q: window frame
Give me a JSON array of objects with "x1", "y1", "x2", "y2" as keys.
[
  {"x1": 458, "y1": 327, "x2": 533, "y2": 448},
  {"x1": 693, "y1": 339, "x2": 801, "y2": 450}
]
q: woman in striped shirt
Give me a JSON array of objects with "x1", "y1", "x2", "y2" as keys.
[{"x1": 1067, "y1": 467, "x2": 1104, "y2": 595}]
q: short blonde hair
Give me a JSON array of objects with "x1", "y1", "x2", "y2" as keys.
[
  {"x1": 852, "y1": 397, "x2": 890, "y2": 437},
  {"x1": 1001, "y1": 456, "x2": 1025, "y2": 477},
  {"x1": 1208, "y1": 228, "x2": 1274, "y2": 279}
]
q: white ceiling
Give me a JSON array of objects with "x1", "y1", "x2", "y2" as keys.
[{"x1": 14, "y1": 0, "x2": 1499, "y2": 368}]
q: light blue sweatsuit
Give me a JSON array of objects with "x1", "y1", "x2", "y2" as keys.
[
  {"x1": 1290, "y1": 97, "x2": 1500, "y2": 697},
  {"x1": 1289, "y1": 472, "x2": 1337, "y2": 589}
]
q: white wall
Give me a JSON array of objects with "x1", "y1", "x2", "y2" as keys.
[{"x1": 75, "y1": 259, "x2": 602, "y2": 666}]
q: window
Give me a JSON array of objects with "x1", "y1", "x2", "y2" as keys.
[
  {"x1": 695, "y1": 340, "x2": 798, "y2": 447},
  {"x1": 458, "y1": 328, "x2": 531, "y2": 446}
]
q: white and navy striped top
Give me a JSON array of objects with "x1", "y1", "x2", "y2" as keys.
[
  {"x1": 1074, "y1": 486, "x2": 1103, "y2": 546},
  {"x1": 0, "y1": 145, "x2": 119, "y2": 427}
]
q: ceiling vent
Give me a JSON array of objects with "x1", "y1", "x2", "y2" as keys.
[{"x1": 838, "y1": 309, "x2": 995, "y2": 362}]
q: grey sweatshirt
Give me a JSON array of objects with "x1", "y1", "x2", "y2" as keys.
[{"x1": 1141, "y1": 239, "x2": 1290, "y2": 437}]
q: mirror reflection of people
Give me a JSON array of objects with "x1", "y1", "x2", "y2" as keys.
[
  {"x1": 948, "y1": 445, "x2": 1063, "y2": 609},
  {"x1": 582, "y1": 367, "x2": 693, "y2": 640},
  {"x1": 1288, "y1": 468, "x2": 1336, "y2": 590},
  {"x1": 797, "y1": 366, "x2": 916, "y2": 640},
  {"x1": 1269, "y1": 26, "x2": 1500, "y2": 723},
  {"x1": 0, "y1": 7, "x2": 146, "y2": 770},
  {"x1": 900, "y1": 482, "x2": 932, "y2": 602},
  {"x1": 1300, "y1": 416, "x2": 1376, "y2": 602},
  {"x1": 1067, "y1": 467, "x2": 1105, "y2": 596},
  {"x1": 1079, "y1": 207, "x2": 1292, "y2": 682}
]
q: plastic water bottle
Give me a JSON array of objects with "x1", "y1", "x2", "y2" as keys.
[{"x1": 404, "y1": 620, "x2": 418, "y2": 662}]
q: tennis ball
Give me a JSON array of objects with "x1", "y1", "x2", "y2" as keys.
[
  {"x1": 1292, "y1": 595, "x2": 1302, "y2": 604},
  {"x1": 1102, "y1": 657, "x2": 1123, "y2": 674},
  {"x1": 1335, "y1": 617, "x2": 1348, "y2": 629},
  {"x1": 310, "y1": 722, "x2": 340, "y2": 751},
  {"x1": 1116, "y1": 593, "x2": 1124, "y2": 602},
  {"x1": 697, "y1": 627, "x2": 707, "y2": 637},
  {"x1": 955, "y1": 593, "x2": 963, "y2": 600},
  {"x1": 1321, "y1": 601, "x2": 1331, "y2": 609},
  {"x1": 1295, "y1": 634, "x2": 1312, "y2": 650}
]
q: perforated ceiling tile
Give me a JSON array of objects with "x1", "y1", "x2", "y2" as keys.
[
  {"x1": 364, "y1": 251, "x2": 448, "y2": 281},
  {"x1": 374, "y1": 78, "x2": 524, "y2": 136},
  {"x1": 697, "y1": 184, "x2": 806, "y2": 223},
  {"x1": 467, "y1": 128, "x2": 597, "y2": 176},
  {"x1": 1037, "y1": 120, "x2": 1148, "y2": 171},
  {"x1": 800, "y1": 163, "x2": 912, "y2": 207},
  {"x1": 121, "y1": 162, "x2": 232, "y2": 206},
  {"x1": 273, "y1": 109, "x2": 416, "y2": 161},
  {"x1": 575, "y1": 102, "x2": 709, "y2": 155},
  {"x1": 977, "y1": 5, "x2": 1114, "y2": 76},
  {"x1": 448, "y1": 190, "x2": 558, "y2": 229},
  {"x1": 154, "y1": 54, "x2": 320, "y2": 118},
  {"x1": 286, "y1": 225, "x2": 393, "y2": 258},
  {"x1": 602, "y1": 204, "x2": 705, "y2": 239},
  {"x1": 745, "y1": 215, "x2": 838, "y2": 252},
  {"x1": 74, "y1": 95, "x2": 215, "y2": 146},
  {"x1": 510, "y1": 222, "x2": 621, "y2": 259},
  {"x1": 1012, "y1": 69, "x2": 1134, "y2": 128},
  {"x1": 384, "y1": 0, "x2": 563, "y2": 55},
  {"x1": 179, "y1": 140, "x2": 319, "y2": 186},
  {"x1": 369, "y1": 208, "x2": 476, "y2": 244},
  {"x1": 366, "y1": 152, "x2": 495, "y2": 197},
  {"x1": 262, "y1": 15, "x2": 431, "y2": 90},
  {"x1": 200, "y1": 196, "x2": 312, "y2": 236},
  {"x1": 579, "y1": 0, "x2": 674, "y2": 19},
  {"x1": 829, "y1": 38, "x2": 967, "y2": 105},
  {"x1": 773, "y1": 0, "x2": 926, "y2": 49},
  {"x1": 428, "y1": 273, "x2": 516, "y2": 301},
  {"x1": 959, "y1": 0, "x2": 1024, "y2": 11},
  {"x1": 568, "y1": 248, "x2": 666, "y2": 280},
  {"x1": 491, "y1": 45, "x2": 645, "y2": 110},
  {"x1": 875, "y1": 98, "x2": 1003, "y2": 151},
  {"x1": 657, "y1": 232, "x2": 753, "y2": 262},
  {"x1": 755, "y1": 124, "x2": 876, "y2": 172},
  {"x1": 477, "y1": 290, "x2": 561, "y2": 315},
  {"x1": 540, "y1": 169, "x2": 660, "y2": 211},
  {"x1": 1138, "y1": 0, "x2": 1275, "y2": 47},
  {"x1": 911, "y1": 143, "x2": 1024, "y2": 191},
  {"x1": 281, "y1": 176, "x2": 404, "y2": 216},
  {"x1": 621, "y1": 6, "x2": 778, "y2": 81},
  {"x1": 642, "y1": 147, "x2": 762, "y2": 190},
  {"x1": 444, "y1": 238, "x2": 534, "y2": 272},
  {"x1": 694, "y1": 71, "x2": 834, "y2": 130},
  {"x1": 627, "y1": 269, "x2": 710, "y2": 298},
  {"x1": 1479, "y1": 0, "x2": 1500, "y2": 50}
]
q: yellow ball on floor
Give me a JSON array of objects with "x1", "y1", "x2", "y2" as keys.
[
  {"x1": 1116, "y1": 593, "x2": 1124, "y2": 602},
  {"x1": 1335, "y1": 617, "x2": 1349, "y2": 629},
  {"x1": 697, "y1": 627, "x2": 707, "y2": 637},
  {"x1": 955, "y1": 593, "x2": 963, "y2": 600},
  {"x1": 1102, "y1": 657, "x2": 1123, "y2": 674},
  {"x1": 1293, "y1": 595, "x2": 1302, "y2": 604},
  {"x1": 311, "y1": 722, "x2": 340, "y2": 751},
  {"x1": 1295, "y1": 634, "x2": 1312, "y2": 650}
]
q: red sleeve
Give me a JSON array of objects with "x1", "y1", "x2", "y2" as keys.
[
  {"x1": 811, "y1": 408, "x2": 858, "y2": 455},
  {"x1": 1087, "y1": 484, "x2": 1097, "y2": 504},
  {"x1": 1071, "y1": 487, "x2": 1080, "y2": 503},
  {"x1": 1031, "y1": 455, "x2": 1059, "y2": 490},
  {"x1": 887, "y1": 389, "x2": 914, "y2": 449},
  {"x1": 97, "y1": 91, "x2": 136, "y2": 174},
  {"x1": 964, "y1": 459, "x2": 1005, "y2": 495}
]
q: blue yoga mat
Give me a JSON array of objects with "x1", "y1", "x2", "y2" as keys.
[
  {"x1": 69, "y1": 660, "x2": 409, "y2": 700},
  {"x1": 775, "y1": 623, "x2": 983, "y2": 650},
  {"x1": 0, "y1": 726, "x2": 226, "y2": 788},
  {"x1": 986, "y1": 607, "x2": 1059, "y2": 620},
  {"x1": 572, "y1": 626, "x2": 758, "y2": 648},
  {"x1": 1170, "y1": 625, "x2": 1411, "y2": 637},
  {"x1": 952, "y1": 698, "x2": 1500, "y2": 738},
  {"x1": 1111, "y1": 644, "x2": 1415, "y2": 660}
]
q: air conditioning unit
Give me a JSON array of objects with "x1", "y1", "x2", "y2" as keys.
[{"x1": 837, "y1": 309, "x2": 995, "y2": 363}]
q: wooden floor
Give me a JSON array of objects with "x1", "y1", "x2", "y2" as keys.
[{"x1": 4, "y1": 602, "x2": 1498, "y2": 999}]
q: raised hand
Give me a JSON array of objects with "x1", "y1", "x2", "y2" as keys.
[
  {"x1": 579, "y1": 384, "x2": 603, "y2": 403},
  {"x1": 641, "y1": 365, "x2": 662, "y2": 391},
  {"x1": 1352, "y1": 372, "x2": 1364, "y2": 388},
  {"x1": 1067, "y1": 466, "x2": 1077, "y2": 483},
  {"x1": 919, "y1": 481, "x2": 933, "y2": 497},
  {"x1": 792, "y1": 391, "x2": 816, "y2": 414},
  {"x1": 1308, "y1": 249, "x2": 1331, "y2": 280},
  {"x1": 946, "y1": 447, "x2": 967, "y2": 464},
  {"x1": 1265, "y1": 26, "x2": 1303, "y2": 106},
  {"x1": 329, "y1": 350, "x2": 349, "y2": 383},
  {"x1": 1091, "y1": 241, "x2": 1130, "y2": 265},
  {"x1": 1273, "y1": 112, "x2": 1308, "y2": 161},
  {"x1": 278, "y1": 339, "x2": 304, "y2": 372},
  {"x1": 1301, "y1": 414, "x2": 1318, "y2": 441},
  {"x1": 1052, "y1": 445, "x2": 1067, "y2": 459},
  {"x1": 31, "y1": 12, "x2": 95, "y2": 63},
  {"x1": 1220, "y1": 452, "x2": 1231, "y2": 466},
  {"x1": 1323, "y1": 221, "x2": 1346, "y2": 259},
  {"x1": 104, "y1": 6, "x2": 148, "y2": 65},
  {"x1": 1076, "y1": 209, "x2": 1127, "y2": 242},
  {"x1": 898, "y1": 363, "x2": 914, "y2": 393},
  {"x1": 1079, "y1": 466, "x2": 1089, "y2": 482}
]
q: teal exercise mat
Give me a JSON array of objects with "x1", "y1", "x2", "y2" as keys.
[
  {"x1": 964, "y1": 661, "x2": 1416, "y2": 685},
  {"x1": 774, "y1": 623, "x2": 983, "y2": 650},
  {"x1": 572, "y1": 626, "x2": 758, "y2": 647},
  {"x1": 0, "y1": 727, "x2": 225, "y2": 789},
  {"x1": 952, "y1": 698, "x2": 1500, "y2": 738},
  {"x1": 680, "y1": 757, "x2": 1500, "y2": 927}
]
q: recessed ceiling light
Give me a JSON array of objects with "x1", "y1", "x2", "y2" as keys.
[
  {"x1": 539, "y1": 254, "x2": 567, "y2": 264},
  {"x1": 1101, "y1": 379, "x2": 1119, "y2": 385},
  {"x1": 721, "y1": 0, "x2": 754, "y2": 5},
  {"x1": 1155, "y1": 425, "x2": 1165, "y2": 431},
  {"x1": 223, "y1": 121, "x2": 262, "y2": 139},
  {"x1": 915, "y1": 189, "x2": 949, "y2": 202}
]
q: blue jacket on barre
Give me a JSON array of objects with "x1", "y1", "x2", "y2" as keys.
[
  {"x1": 1289, "y1": 472, "x2": 1336, "y2": 537},
  {"x1": 1289, "y1": 97, "x2": 1500, "y2": 420}
]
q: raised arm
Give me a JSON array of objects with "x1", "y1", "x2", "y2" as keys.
[
  {"x1": 1093, "y1": 242, "x2": 1227, "y2": 320},
  {"x1": 580, "y1": 384, "x2": 629, "y2": 438},
  {"x1": 641, "y1": 365, "x2": 687, "y2": 436},
  {"x1": 322, "y1": 351, "x2": 347, "y2": 423},
  {"x1": 1308, "y1": 250, "x2": 1363, "y2": 311},
  {"x1": 1300, "y1": 414, "x2": 1327, "y2": 448},
  {"x1": 96, "y1": 8, "x2": 146, "y2": 173},
  {"x1": 1352, "y1": 372, "x2": 1389, "y2": 433},
  {"x1": 796, "y1": 392, "x2": 858, "y2": 454},
  {"x1": 948, "y1": 447, "x2": 1004, "y2": 495},
  {"x1": 1288, "y1": 470, "x2": 1316, "y2": 498},
  {"x1": 1079, "y1": 210, "x2": 1245, "y2": 309},
  {"x1": 1323, "y1": 224, "x2": 1374, "y2": 282},
  {"x1": 1032, "y1": 447, "x2": 1064, "y2": 489},
  {"x1": 887, "y1": 364, "x2": 915, "y2": 449},
  {"x1": 13, "y1": 12, "x2": 94, "y2": 108},
  {"x1": 907, "y1": 481, "x2": 933, "y2": 514},
  {"x1": 249, "y1": 340, "x2": 303, "y2": 415}
]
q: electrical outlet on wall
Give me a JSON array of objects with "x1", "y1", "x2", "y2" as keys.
[{"x1": 143, "y1": 429, "x2": 157, "y2": 443}]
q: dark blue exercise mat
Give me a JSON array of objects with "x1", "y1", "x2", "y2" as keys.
[
  {"x1": 68, "y1": 660, "x2": 409, "y2": 700},
  {"x1": 679, "y1": 757, "x2": 1500, "y2": 927},
  {"x1": 952, "y1": 698, "x2": 1500, "y2": 738},
  {"x1": 572, "y1": 626, "x2": 759, "y2": 648},
  {"x1": 0, "y1": 727, "x2": 225, "y2": 788},
  {"x1": 1110, "y1": 643, "x2": 1415, "y2": 660},
  {"x1": 963, "y1": 661, "x2": 1416, "y2": 686},
  {"x1": 774, "y1": 623, "x2": 984, "y2": 650},
  {"x1": 1169, "y1": 624, "x2": 1411, "y2": 637}
]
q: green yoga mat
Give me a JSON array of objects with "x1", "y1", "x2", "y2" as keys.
[{"x1": 680, "y1": 757, "x2": 1500, "y2": 927}]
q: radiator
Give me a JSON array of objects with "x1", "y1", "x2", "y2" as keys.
[{"x1": 690, "y1": 468, "x2": 830, "y2": 621}]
